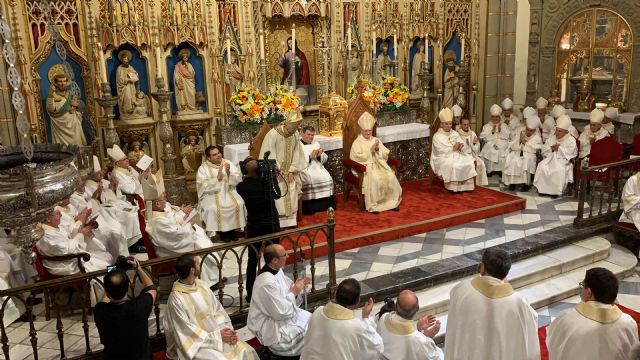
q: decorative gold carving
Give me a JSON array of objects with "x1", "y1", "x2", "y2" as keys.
[{"x1": 318, "y1": 92, "x2": 347, "y2": 137}]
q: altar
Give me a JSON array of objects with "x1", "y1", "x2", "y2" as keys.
[
  {"x1": 224, "y1": 123, "x2": 430, "y2": 193},
  {"x1": 565, "y1": 109, "x2": 639, "y2": 144}
]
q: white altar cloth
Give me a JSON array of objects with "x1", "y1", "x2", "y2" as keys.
[{"x1": 565, "y1": 109, "x2": 639, "y2": 126}]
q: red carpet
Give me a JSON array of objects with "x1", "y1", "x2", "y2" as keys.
[
  {"x1": 538, "y1": 304, "x2": 640, "y2": 360},
  {"x1": 289, "y1": 180, "x2": 524, "y2": 257}
]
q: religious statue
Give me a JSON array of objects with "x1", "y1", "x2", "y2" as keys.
[
  {"x1": 126, "y1": 140, "x2": 146, "y2": 168},
  {"x1": 572, "y1": 79, "x2": 595, "y2": 113},
  {"x1": 116, "y1": 50, "x2": 149, "y2": 119},
  {"x1": 173, "y1": 48, "x2": 199, "y2": 114},
  {"x1": 181, "y1": 135, "x2": 204, "y2": 173},
  {"x1": 45, "y1": 71, "x2": 87, "y2": 146},
  {"x1": 375, "y1": 42, "x2": 394, "y2": 81},
  {"x1": 548, "y1": 88, "x2": 561, "y2": 108},
  {"x1": 411, "y1": 41, "x2": 426, "y2": 95},
  {"x1": 278, "y1": 37, "x2": 310, "y2": 87},
  {"x1": 347, "y1": 47, "x2": 361, "y2": 86},
  {"x1": 443, "y1": 50, "x2": 460, "y2": 109},
  {"x1": 225, "y1": 50, "x2": 244, "y2": 96}
]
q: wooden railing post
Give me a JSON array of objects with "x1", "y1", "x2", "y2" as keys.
[
  {"x1": 574, "y1": 164, "x2": 589, "y2": 226},
  {"x1": 325, "y1": 207, "x2": 337, "y2": 295}
]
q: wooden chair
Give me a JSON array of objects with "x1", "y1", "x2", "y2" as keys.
[
  {"x1": 249, "y1": 122, "x2": 272, "y2": 159},
  {"x1": 33, "y1": 246, "x2": 92, "y2": 320},
  {"x1": 342, "y1": 84, "x2": 401, "y2": 210}
]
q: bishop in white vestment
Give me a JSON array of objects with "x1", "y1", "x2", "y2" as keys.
[
  {"x1": 501, "y1": 98, "x2": 522, "y2": 138},
  {"x1": 458, "y1": 118, "x2": 488, "y2": 186},
  {"x1": 551, "y1": 105, "x2": 579, "y2": 139},
  {"x1": 533, "y1": 115, "x2": 578, "y2": 196},
  {"x1": 0, "y1": 237, "x2": 26, "y2": 325},
  {"x1": 247, "y1": 245, "x2": 311, "y2": 356},
  {"x1": 196, "y1": 146, "x2": 246, "y2": 238},
  {"x1": 430, "y1": 108, "x2": 477, "y2": 192},
  {"x1": 480, "y1": 104, "x2": 511, "y2": 173},
  {"x1": 603, "y1": 107, "x2": 618, "y2": 135},
  {"x1": 547, "y1": 267, "x2": 638, "y2": 360},
  {"x1": 164, "y1": 255, "x2": 258, "y2": 360},
  {"x1": 619, "y1": 172, "x2": 640, "y2": 230},
  {"x1": 503, "y1": 116, "x2": 543, "y2": 190},
  {"x1": 350, "y1": 112, "x2": 402, "y2": 212},
  {"x1": 537, "y1": 97, "x2": 556, "y2": 142},
  {"x1": 444, "y1": 248, "x2": 540, "y2": 360},
  {"x1": 299, "y1": 126, "x2": 335, "y2": 214},
  {"x1": 108, "y1": 145, "x2": 146, "y2": 201},
  {"x1": 578, "y1": 108, "x2": 610, "y2": 159},
  {"x1": 259, "y1": 110, "x2": 309, "y2": 227}
]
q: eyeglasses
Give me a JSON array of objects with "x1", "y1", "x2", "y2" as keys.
[{"x1": 579, "y1": 281, "x2": 585, "y2": 289}]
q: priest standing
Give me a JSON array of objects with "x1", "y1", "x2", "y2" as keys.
[
  {"x1": 533, "y1": 115, "x2": 578, "y2": 197},
  {"x1": 299, "y1": 126, "x2": 335, "y2": 215},
  {"x1": 164, "y1": 254, "x2": 259, "y2": 360},
  {"x1": 247, "y1": 244, "x2": 311, "y2": 357},
  {"x1": 547, "y1": 267, "x2": 638, "y2": 360},
  {"x1": 480, "y1": 104, "x2": 510, "y2": 175},
  {"x1": 349, "y1": 112, "x2": 402, "y2": 212},
  {"x1": 502, "y1": 116, "x2": 543, "y2": 191},
  {"x1": 444, "y1": 248, "x2": 540, "y2": 360},
  {"x1": 430, "y1": 108, "x2": 477, "y2": 192},
  {"x1": 196, "y1": 145, "x2": 246, "y2": 240},
  {"x1": 578, "y1": 108, "x2": 610, "y2": 160},
  {"x1": 259, "y1": 109, "x2": 309, "y2": 227},
  {"x1": 458, "y1": 118, "x2": 488, "y2": 186}
]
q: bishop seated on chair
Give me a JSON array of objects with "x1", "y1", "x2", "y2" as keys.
[{"x1": 349, "y1": 112, "x2": 402, "y2": 213}]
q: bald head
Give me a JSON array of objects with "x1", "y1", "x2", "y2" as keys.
[
  {"x1": 244, "y1": 157, "x2": 258, "y2": 176},
  {"x1": 264, "y1": 243, "x2": 287, "y2": 270},
  {"x1": 396, "y1": 290, "x2": 419, "y2": 320}
]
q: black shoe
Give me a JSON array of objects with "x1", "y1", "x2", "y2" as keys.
[
  {"x1": 245, "y1": 295, "x2": 251, "y2": 303},
  {"x1": 371, "y1": 211, "x2": 380, "y2": 215},
  {"x1": 391, "y1": 207, "x2": 400, "y2": 212},
  {"x1": 520, "y1": 184, "x2": 531, "y2": 192},
  {"x1": 209, "y1": 277, "x2": 228, "y2": 292},
  {"x1": 508, "y1": 184, "x2": 516, "y2": 191},
  {"x1": 17, "y1": 313, "x2": 35, "y2": 322},
  {"x1": 128, "y1": 244, "x2": 147, "y2": 254}
]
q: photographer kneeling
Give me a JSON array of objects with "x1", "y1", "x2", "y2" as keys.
[{"x1": 94, "y1": 256, "x2": 157, "y2": 360}]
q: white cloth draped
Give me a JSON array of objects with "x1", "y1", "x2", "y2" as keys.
[
  {"x1": 533, "y1": 134, "x2": 578, "y2": 195},
  {"x1": 350, "y1": 135, "x2": 402, "y2": 212},
  {"x1": 547, "y1": 301, "x2": 638, "y2": 360},
  {"x1": 377, "y1": 312, "x2": 443, "y2": 360},
  {"x1": 300, "y1": 142, "x2": 334, "y2": 201},
  {"x1": 619, "y1": 173, "x2": 640, "y2": 229},
  {"x1": 430, "y1": 129, "x2": 477, "y2": 192},
  {"x1": 247, "y1": 269, "x2": 311, "y2": 356},
  {"x1": 164, "y1": 280, "x2": 258, "y2": 360},
  {"x1": 196, "y1": 160, "x2": 247, "y2": 234},
  {"x1": 503, "y1": 130, "x2": 543, "y2": 186},
  {"x1": 578, "y1": 128, "x2": 609, "y2": 159},
  {"x1": 300, "y1": 302, "x2": 384, "y2": 360},
  {"x1": 444, "y1": 276, "x2": 540, "y2": 360},
  {"x1": 0, "y1": 244, "x2": 26, "y2": 325},
  {"x1": 479, "y1": 122, "x2": 510, "y2": 173},
  {"x1": 458, "y1": 128, "x2": 488, "y2": 186}
]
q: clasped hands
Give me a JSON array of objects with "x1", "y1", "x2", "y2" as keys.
[
  {"x1": 290, "y1": 277, "x2": 312, "y2": 296},
  {"x1": 309, "y1": 148, "x2": 324, "y2": 159},
  {"x1": 217, "y1": 163, "x2": 231, "y2": 181},
  {"x1": 75, "y1": 208, "x2": 95, "y2": 236},
  {"x1": 452, "y1": 142, "x2": 464, "y2": 151},
  {"x1": 220, "y1": 328, "x2": 239, "y2": 345},
  {"x1": 550, "y1": 143, "x2": 560, "y2": 152}
]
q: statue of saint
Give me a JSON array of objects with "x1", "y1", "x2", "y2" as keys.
[
  {"x1": 411, "y1": 41, "x2": 426, "y2": 95},
  {"x1": 278, "y1": 37, "x2": 310, "y2": 87},
  {"x1": 127, "y1": 140, "x2": 146, "y2": 168},
  {"x1": 173, "y1": 48, "x2": 198, "y2": 114},
  {"x1": 347, "y1": 46, "x2": 361, "y2": 86},
  {"x1": 116, "y1": 50, "x2": 149, "y2": 119},
  {"x1": 46, "y1": 72, "x2": 87, "y2": 146},
  {"x1": 225, "y1": 50, "x2": 243, "y2": 96},
  {"x1": 181, "y1": 135, "x2": 204, "y2": 173},
  {"x1": 443, "y1": 50, "x2": 459, "y2": 109},
  {"x1": 375, "y1": 42, "x2": 394, "y2": 81}
]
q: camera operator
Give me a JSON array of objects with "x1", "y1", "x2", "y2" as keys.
[
  {"x1": 94, "y1": 256, "x2": 157, "y2": 360},
  {"x1": 237, "y1": 156, "x2": 281, "y2": 302}
]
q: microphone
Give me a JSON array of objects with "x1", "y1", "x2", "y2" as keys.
[{"x1": 263, "y1": 150, "x2": 271, "y2": 160}]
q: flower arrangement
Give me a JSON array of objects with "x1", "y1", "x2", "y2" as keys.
[
  {"x1": 347, "y1": 76, "x2": 409, "y2": 113},
  {"x1": 264, "y1": 84, "x2": 301, "y2": 124},
  {"x1": 347, "y1": 79, "x2": 382, "y2": 112},
  {"x1": 228, "y1": 85, "x2": 301, "y2": 131}
]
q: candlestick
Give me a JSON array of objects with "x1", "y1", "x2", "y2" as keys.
[
  {"x1": 393, "y1": 30, "x2": 397, "y2": 59},
  {"x1": 98, "y1": 42, "x2": 107, "y2": 83},
  {"x1": 372, "y1": 30, "x2": 376, "y2": 55},
  {"x1": 226, "y1": 38, "x2": 231, "y2": 64},
  {"x1": 292, "y1": 24, "x2": 296, "y2": 53},
  {"x1": 155, "y1": 46, "x2": 162, "y2": 75},
  {"x1": 259, "y1": 30, "x2": 265, "y2": 60},
  {"x1": 425, "y1": 34, "x2": 429, "y2": 55},
  {"x1": 460, "y1": 33, "x2": 465, "y2": 63}
]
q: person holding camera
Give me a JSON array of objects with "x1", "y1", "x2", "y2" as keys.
[
  {"x1": 94, "y1": 256, "x2": 157, "y2": 360},
  {"x1": 237, "y1": 156, "x2": 281, "y2": 302}
]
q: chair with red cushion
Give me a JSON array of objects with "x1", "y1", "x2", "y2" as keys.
[{"x1": 586, "y1": 135, "x2": 624, "y2": 183}]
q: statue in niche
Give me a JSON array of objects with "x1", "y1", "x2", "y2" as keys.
[
  {"x1": 278, "y1": 37, "x2": 310, "y2": 87},
  {"x1": 225, "y1": 50, "x2": 244, "y2": 96},
  {"x1": 375, "y1": 42, "x2": 394, "y2": 81},
  {"x1": 126, "y1": 140, "x2": 147, "y2": 168},
  {"x1": 443, "y1": 50, "x2": 460, "y2": 109},
  {"x1": 174, "y1": 48, "x2": 200, "y2": 114},
  {"x1": 347, "y1": 45, "x2": 361, "y2": 86},
  {"x1": 116, "y1": 50, "x2": 149, "y2": 119},
  {"x1": 46, "y1": 70, "x2": 87, "y2": 146},
  {"x1": 411, "y1": 41, "x2": 426, "y2": 95},
  {"x1": 181, "y1": 135, "x2": 204, "y2": 173}
]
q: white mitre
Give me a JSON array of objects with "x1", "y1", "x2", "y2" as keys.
[
  {"x1": 556, "y1": 115, "x2": 572, "y2": 130},
  {"x1": 501, "y1": 98, "x2": 513, "y2": 110},
  {"x1": 107, "y1": 144, "x2": 127, "y2": 162},
  {"x1": 590, "y1": 108, "x2": 604, "y2": 124},
  {"x1": 490, "y1": 104, "x2": 502, "y2": 116},
  {"x1": 452, "y1": 104, "x2": 463, "y2": 117},
  {"x1": 536, "y1": 97, "x2": 548, "y2": 109},
  {"x1": 357, "y1": 112, "x2": 376, "y2": 131}
]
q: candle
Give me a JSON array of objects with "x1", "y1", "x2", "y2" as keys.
[
  {"x1": 292, "y1": 24, "x2": 296, "y2": 53},
  {"x1": 460, "y1": 33, "x2": 465, "y2": 62},
  {"x1": 226, "y1": 38, "x2": 231, "y2": 63},
  {"x1": 155, "y1": 46, "x2": 161, "y2": 76},
  {"x1": 425, "y1": 33, "x2": 429, "y2": 54},
  {"x1": 393, "y1": 30, "x2": 397, "y2": 59},
  {"x1": 372, "y1": 30, "x2": 376, "y2": 55},
  {"x1": 259, "y1": 30, "x2": 265, "y2": 60},
  {"x1": 98, "y1": 42, "x2": 107, "y2": 83},
  {"x1": 347, "y1": 26, "x2": 352, "y2": 53}
]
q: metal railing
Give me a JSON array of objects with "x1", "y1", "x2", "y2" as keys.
[
  {"x1": 0, "y1": 210, "x2": 336, "y2": 360},
  {"x1": 574, "y1": 158, "x2": 640, "y2": 227}
]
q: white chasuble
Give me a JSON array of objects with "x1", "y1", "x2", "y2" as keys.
[
  {"x1": 533, "y1": 133, "x2": 577, "y2": 196},
  {"x1": 0, "y1": 245, "x2": 26, "y2": 326},
  {"x1": 578, "y1": 127, "x2": 609, "y2": 159},
  {"x1": 479, "y1": 122, "x2": 511, "y2": 173},
  {"x1": 620, "y1": 173, "x2": 640, "y2": 229},
  {"x1": 56, "y1": 205, "x2": 117, "y2": 266},
  {"x1": 547, "y1": 301, "x2": 638, "y2": 360},
  {"x1": 300, "y1": 302, "x2": 384, "y2": 360},
  {"x1": 196, "y1": 159, "x2": 247, "y2": 234},
  {"x1": 430, "y1": 129, "x2": 477, "y2": 192},
  {"x1": 259, "y1": 128, "x2": 309, "y2": 227},
  {"x1": 377, "y1": 312, "x2": 444, "y2": 360},
  {"x1": 247, "y1": 269, "x2": 311, "y2": 356},
  {"x1": 458, "y1": 128, "x2": 488, "y2": 186},
  {"x1": 444, "y1": 276, "x2": 540, "y2": 360},
  {"x1": 349, "y1": 135, "x2": 402, "y2": 212},
  {"x1": 111, "y1": 166, "x2": 143, "y2": 197},
  {"x1": 299, "y1": 141, "x2": 334, "y2": 201},
  {"x1": 503, "y1": 130, "x2": 543, "y2": 186},
  {"x1": 164, "y1": 280, "x2": 258, "y2": 360}
]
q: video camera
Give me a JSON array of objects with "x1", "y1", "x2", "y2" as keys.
[
  {"x1": 106, "y1": 255, "x2": 135, "y2": 273},
  {"x1": 240, "y1": 151, "x2": 282, "y2": 200}
]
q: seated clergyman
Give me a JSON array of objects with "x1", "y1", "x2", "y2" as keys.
[
  {"x1": 533, "y1": 115, "x2": 578, "y2": 197},
  {"x1": 578, "y1": 108, "x2": 610, "y2": 160},
  {"x1": 349, "y1": 112, "x2": 402, "y2": 213},
  {"x1": 247, "y1": 244, "x2": 312, "y2": 356},
  {"x1": 299, "y1": 126, "x2": 335, "y2": 215},
  {"x1": 479, "y1": 104, "x2": 511, "y2": 175},
  {"x1": 457, "y1": 118, "x2": 488, "y2": 186},
  {"x1": 502, "y1": 115, "x2": 543, "y2": 191}
]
